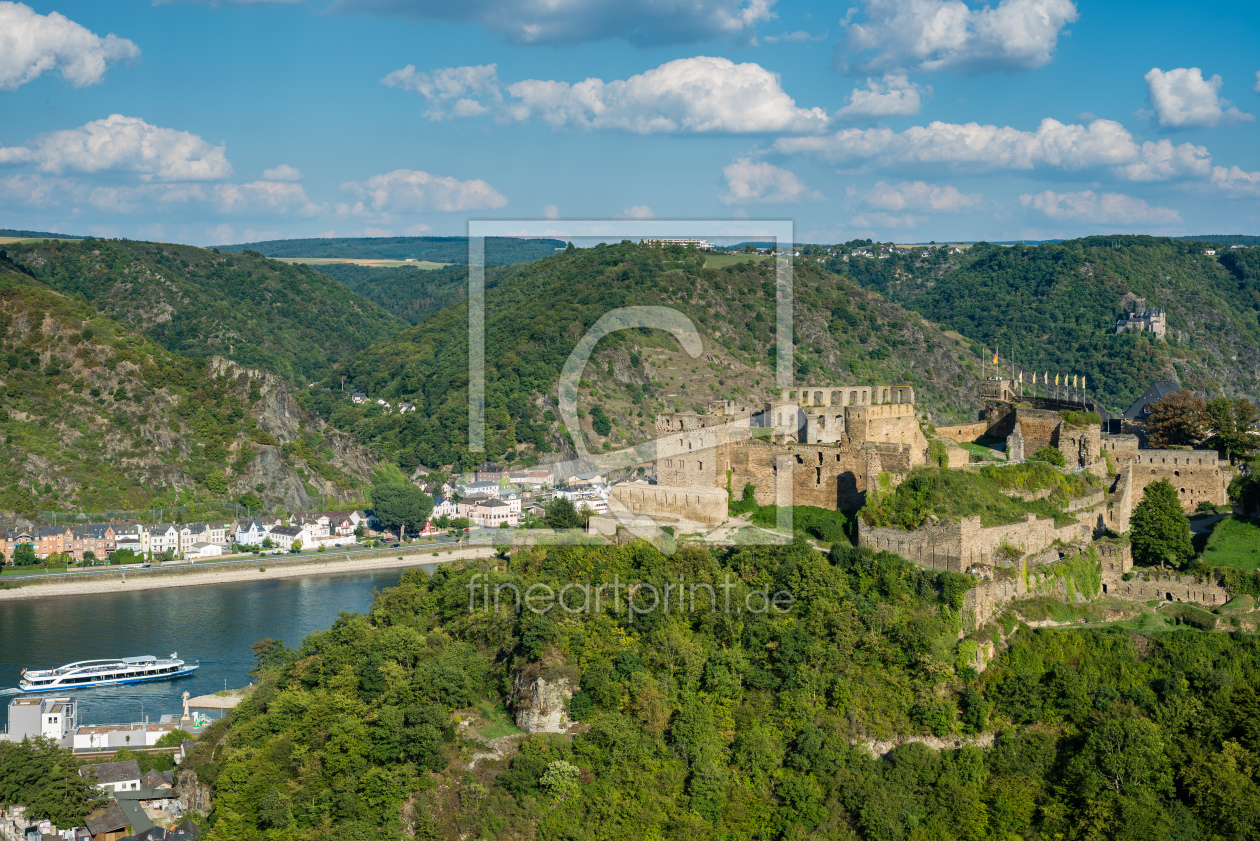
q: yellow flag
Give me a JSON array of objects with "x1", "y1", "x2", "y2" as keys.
[{"x1": 992, "y1": 350, "x2": 999, "y2": 365}]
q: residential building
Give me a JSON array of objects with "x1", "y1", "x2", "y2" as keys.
[
  {"x1": 69, "y1": 523, "x2": 115, "y2": 561},
  {"x1": 234, "y1": 519, "x2": 268, "y2": 546},
  {"x1": 457, "y1": 494, "x2": 492, "y2": 520},
  {"x1": 351, "y1": 392, "x2": 366, "y2": 404},
  {"x1": 267, "y1": 524, "x2": 317, "y2": 551},
  {"x1": 475, "y1": 463, "x2": 511, "y2": 483},
  {"x1": 471, "y1": 499, "x2": 518, "y2": 528},
  {"x1": 34, "y1": 525, "x2": 72, "y2": 559},
  {"x1": 207, "y1": 521, "x2": 231, "y2": 546},
  {"x1": 6, "y1": 696, "x2": 77, "y2": 746},
  {"x1": 189, "y1": 542, "x2": 223, "y2": 558},
  {"x1": 1, "y1": 527, "x2": 33, "y2": 561},
  {"x1": 431, "y1": 498, "x2": 458, "y2": 520},
  {"x1": 463, "y1": 480, "x2": 503, "y2": 498},
  {"x1": 79, "y1": 759, "x2": 142, "y2": 793},
  {"x1": 112, "y1": 522, "x2": 145, "y2": 556},
  {"x1": 145, "y1": 524, "x2": 181, "y2": 557}
]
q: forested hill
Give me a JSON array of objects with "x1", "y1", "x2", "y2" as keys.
[
  {"x1": 188, "y1": 540, "x2": 1260, "y2": 841},
  {"x1": 219, "y1": 235, "x2": 565, "y2": 264},
  {"x1": 300, "y1": 242, "x2": 985, "y2": 472},
  {"x1": 4, "y1": 238, "x2": 407, "y2": 382},
  {"x1": 0, "y1": 255, "x2": 377, "y2": 518},
  {"x1": 831, "y1": 236, "x2": 1260, "y2": 412}
]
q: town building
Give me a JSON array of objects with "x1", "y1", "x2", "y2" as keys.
[
  {"x1": 6, "y1": 696, "x2": 77, "y2": 746},
  {"x1": 79, "y1": 759, "x2": 143, "y2": 793}
]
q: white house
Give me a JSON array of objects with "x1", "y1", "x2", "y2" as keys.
[
  {"x1": 146, "y1": 523, "x2": 180, "y2": 556},
  {"x1": 457, "y1": 494, "x2": 491, "y2": 520},
  {"x1": 189, "y1": 542, "x2": 223, "y2": 558},
  {"x1": 431, "y1": 498, "x2": 458, "y2": 520},
  {"x1": 471, "y1": 499, "x2": 518, "y2": 528},
  {"x1": 79, "y1": 759, "x2": 142, "y2": 793},
  {"x1": 234, "y1": 519, "x2": 268, "y2": 546},
  {"x1": 463, "y1": 480, "x2": 502, "y2": 498},
  {"x1": 268, "y1": 524, "x2": 318, "y2": 551}
]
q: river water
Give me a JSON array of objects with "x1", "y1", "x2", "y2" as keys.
[{"x1": 0, "y1": 568, "x2": 412, "y2": 732}]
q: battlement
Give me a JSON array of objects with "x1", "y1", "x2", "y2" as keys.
[{"x1": 780, "y1": 384, "x2": 915, "y2": 407}]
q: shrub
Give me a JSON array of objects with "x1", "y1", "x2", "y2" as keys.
[{"x1": 1032, "y1": 446, "x2": 1066, "y2": 467}]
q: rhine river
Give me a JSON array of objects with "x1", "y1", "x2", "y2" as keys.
[{"x1": 0, "y1": 567, "x2": 416, "y2": 732}]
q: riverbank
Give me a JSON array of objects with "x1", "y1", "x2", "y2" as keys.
[{"x1": 0, "y1": 545, "x2": 497, "y2": 602}]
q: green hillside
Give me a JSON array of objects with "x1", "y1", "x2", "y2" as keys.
[
  {"x1": 186, "y1": 540, "x2": 1260, "y2": 841},
  {"x1": 300, "y1": 241, "x2": 985, "y2": 471},
  {"x1": 219, "y1": 235, "x2": 565, "y2": 264},
  {"x1": 0, "y1": 255, "x2": 376, "y2": 518},
  {"x1": 312, "y1": 263, "x2": 473, "y2": 325},
  {"x1": 828, "y1": 236, "x2": 1260, "y2": 412},
  {"x1": 5, "y1": 239, "x2": 407, "y2": 382}
]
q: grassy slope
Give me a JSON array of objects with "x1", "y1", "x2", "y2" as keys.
[
  {"x1": 4, "y1": 239, "x2": 408, "y2": 382},
  {"x1": 299, "y1": 242, "x2": 986, "y2": 471},
  {"x1": 831, "y1": 236, "x2": 1260, "y2": 412},
  {"x1": 0, "y1": 257, "x2": 374, "y2": 518},
  {"x1": 1203, "y1": 516, "x2": 1260, "y2": 570}
]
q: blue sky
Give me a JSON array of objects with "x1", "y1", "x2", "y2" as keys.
[{"x1": 1, "y1": 0, "x2": 1258, "y2": 244}]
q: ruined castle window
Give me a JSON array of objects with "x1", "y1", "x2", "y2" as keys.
[
  {"x1": 836, "y1": 454, "x2": 841, "y2": 461},
  {"x1": 678, "y1": 461, "x2": 684, "y2": 469},
  {"x1": 850, "y1": 390, "x2": 858, "y2": 403},
  {"x1": 796, "y1": 454, "x2": 803, "y2": 464},
  {"x1": 1180, "y1": 488, "x2": 1185, "y2": 494},
  {"x1": 816, "y1": 467, "x2": 821, "y2": 484},
  {"x1": 665, "y1": 459, "x2": 672, "y2": 467},
  {"x1": 818, "y1": 452, "x2": 823, "y2": 464},
  {"x1": 814, "y1": 391, "x2": 823, "y2": 404},
  {"x1": 819, "y1": 416, "x2": 826, "y2": 429},
  {"x1": 698, "y1": 461, "x2": 703, "y2": 471},
  {"x1": 1174, "y1": 470, "x2": 1179, "y2": 476}
]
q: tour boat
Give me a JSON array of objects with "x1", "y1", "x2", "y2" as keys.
[{"x1": 18, "y1": 654, "x2": 197, "y2": 692}]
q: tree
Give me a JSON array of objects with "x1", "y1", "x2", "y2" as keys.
[
  {"x1": 12, "y1": 543, "x2": 36, "y2": 566},
  {"x1": 238, "y1": 491, "x2": 263, "y2": 514},
  {"x1": 1130, "y1": 479, "x2": 1193, "y2": 569},
  {"x1": 1205, "y1": 397, "x2": 1260, "y2": 463},
  {"x1": 372, "y1": 482, "x2": 434, "y2": 541},
  {"x1": 290, "y1": 538, "x2": 302, "y2": 553},
  {"x1": 545, "y1": 497, "x2": 582, "y2": 529},
  {"x1": 1146, "y1": 390, "x2": 1207, "y2": 448}
]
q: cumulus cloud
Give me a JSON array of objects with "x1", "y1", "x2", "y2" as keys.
[
  {"x1": 720, "y1": 157, "x2": 820, "y2": 204},
  {"x1": 1144, "y1": 67, "x2": 1253, "y2": 128},
  {"x1": 1210, "y1": 166, "x2": 1260, "y2": 197},
  {"x1": 1020, "y1": 189, "x2": 1181, "y2": 226},
  {"x1": 836, "y1": 73, "x2": 930, "y2": 119},
  {"x1": 329, "y1": 0, "x2": 774, "y2": 46},
  {"x1": 838, "y1": 0, "x2": 1078, "y2": 75},
  {"x1": 763, "y1": 30, "x2": 825, "y2": 43},
  {"x1": 382, "y1": 64, "x2": 503, "y2": 120},
  {"x1": 3, "y1": 114, "x2": 232, "y2": 181},
  {"x1": 0, "y1": 1, "x2": 139, "y2": 90},
  {"x1": 543, "y1": 204, "x2": 560, "y2": 220},
  {"x1": 854, "y1": 180, "x2": 982, "y2": 212},
  {"x1": 339, "y1": 169, "x2": 508, "y2": 214},
  {"x1": 261, "y1": 164, "x2": 303, "y2": 181},
  {"x1": 211, "y1": 180, "x2": 323, "y2": 215},
  {"x1": 506, "y1": 57, "x2": 829, "y2": 133},
  {"x1": 0, "y1": 173, "x2": 322, "y2": 216},
  {"x1": 775, "y1": 117, "x2": 1213, "y2": 182}
]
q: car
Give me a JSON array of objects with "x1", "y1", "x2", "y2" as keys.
[
  {"x1": 333, "y1": 542, "x2": 342, "y2": 548},
  {"x1": 381, "y1": 536, "x2": 395, "y2": 542}
]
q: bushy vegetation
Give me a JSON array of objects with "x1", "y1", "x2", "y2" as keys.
[
  {"x1": 174, "y1": 538, "x2": 1260, "y2": 841},
  {"x1": 861, "y1": 465, "x2": 1095, "y2": 530},
  {"x1": 1203, "y1": 516, "x2": 1260, "y2": 570},
  {"x1": 310, "y1": 263, "x2": 487, "y2": 326},
  {"x1": 6, "y1": 239, "x2": 406, "y2": 381},
  {"x1": 0, "y1": 739, "x2": 99, "y2": 826}
]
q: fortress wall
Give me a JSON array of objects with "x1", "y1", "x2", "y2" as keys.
[
  {"x1": 936, "y1": 422, "x2": 989, "y2": 443},
  {"x1": 859, "y1": 514, "x2": 1091, "y2": 572},
  {"x1": 610, "y1": 484, "x2": 728, "y2": 528},
  {"x1": 1100, "y1": 571, "x2": 1229, "y2": 606},
  {"x1": 1122, "y1": 449, "x2": 1231, "y2": 512}
]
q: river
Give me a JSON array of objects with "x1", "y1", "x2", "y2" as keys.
[{"x1": 0, "y1": 567, "x2": 415, "y2": 732}]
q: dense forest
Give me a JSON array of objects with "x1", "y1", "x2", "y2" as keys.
[
  {"x1": 829, "y1": 236, "x2": 1260, "y2": 412},
  {"x1": 5, "y1": 239, "x2": 407, "y2": 382},
  {"x1": 218, "y1": 236, "x2": 565, "y2": 264},
  {"x1": 299, "y1": 242, "x2": 985, "y2": 472},
  {"x1": 0, "y1": 254, "x2": 375, "y2": 517},
  {"x1": 186, "y1": 539, "x2": 1260, "y2": 841},
  {"x1": 312, "y1": 263, "x2": 482, "y2": 326}
]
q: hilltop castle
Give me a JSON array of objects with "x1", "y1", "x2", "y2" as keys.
[{"x1": 1115, "y1": 298, "x2": 1166, "y2": 339}]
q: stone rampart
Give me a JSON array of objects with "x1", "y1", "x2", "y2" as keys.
[
  {"x1": 610, "y1": 483, "x2": 727, "y2": 527},
  {"x1": 1101, "y1": 570, "x2": 1229, "y2": 606},
  {"x1": 858, "y1": 513, "x2": 1091, "y2": 572},
  {"x1": 935, "y1": 422, "x2": 989, "y2": 443}
]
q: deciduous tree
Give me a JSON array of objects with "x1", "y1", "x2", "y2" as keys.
[
  {"x1": 371, "y1": 482, "x2": 434, "y2": 540},
  {"x1": 1146, "y1": 390, "x2": 1207, "y2": 448},
  {"x1": 1130, "y1": 479, "x2": 1193, "y2": 569},
  {"x1": 1205, "y1": 396, "x2": 1260, "y2": 463}
]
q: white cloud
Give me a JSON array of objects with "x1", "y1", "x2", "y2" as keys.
[
  {"x1": 1210, "y1": 166, "x2": 1260, "y2": 197},
  {"x1": 543, "y1": 204, "x2": 560, "y2": 220},
  {"x1": 206, "y1": 223, "x2": 234, "y2": 245},
  {"x1": 720, "y1": 157, "x2": 820, "y2": 204},
  {"x1": 839, "y1": 0, "x2": 1078, "y2": 74},
  {"x1": 855, "y1": 180, "x2": 982, "y2": 212},
  {"x1": 618, "y1": 205, "x2": 655, "y2": 219},
  {"x1": 211, "y1": 180, "x2": 323, "y2": 215},
  {"x1": 329, "y1": 0, "x2": 775, "y2": 46},
  {"x1": 6, "y1": 114, "x2": 232, "y2": 181},
  {"x1": 501, "y1": 57, "x2": 828, "y2": 134},
  {"x1": 1144, "y1": 67, "x2": 1253, "y2": 128},
  {"x1": 1116, "y1": 139, "x2": 1212, "y2": 182},
  {"x1": 775, "y1": 117, "x2": 1213, "y2": 182},
  {"x1": 0, "y1": 1, "x2": 139, "y2": 90},
  {"x1": 382, "y1": 64, "x2": 503, "y2": 120},
  {"x1": 0, "y1": 146, "x2": 35, "y2": 165},
  {"x1": 402, "y1": 222, "x2": 432, "y2": 234},
  {"x1": 261, "y1": 164, "x2": 303, "y2": 181},
  {"x1": 836, "y1": 73, "x2": 930, "y2": 119},
  {"x1": 763, "y1": 30, "x2": 825, "y2": 43},
  {"x1": 340, "y1": 169, "x2": 508, "y2": 214},
  {"x1": 1019, "y1": 189, "x2": 1181, "y2": 226}
]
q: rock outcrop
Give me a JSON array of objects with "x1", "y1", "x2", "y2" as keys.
[{"x1": 512, "y1": 674, "x2": 574, "y2": 734}]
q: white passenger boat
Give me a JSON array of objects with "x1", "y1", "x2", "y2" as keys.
[{"x1": 19, "y1": 654, "x2": 197, "y2": 692}]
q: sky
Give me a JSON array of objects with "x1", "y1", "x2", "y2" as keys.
[{"x1": 1, "y1": 0, "x2": 1258, "y2": 245}]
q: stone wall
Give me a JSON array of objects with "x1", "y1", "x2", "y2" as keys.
[
  {"x1": 1119, "y1": 449, "x2": 1231, "y2": 512},
  {"x1": 935, "y1": 422, "x2": 990, "y2": 443},
  {"x1": 858, "y1": 513, "x2": 1091, "y2": 573},
  {"x1": 1101, "y1": 570, "x2": 1229, "y2": 606},
  {"x1": 609, "y1": 483, "x2": 728, "y2": 527}
]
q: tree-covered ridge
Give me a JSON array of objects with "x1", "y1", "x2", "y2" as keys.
[
  {"x1": 300, "y1": 242, "x2": 984, "y2": 471},
  {"x1": 191, "y1": 540, "x2": 1260, "y2": 841},
  {"x1": 0, "y1": 258, "x2": 374, "y2": 517},
  {"x1": 218, "y1": 236, "x2": 565, "y2": 264},
  {"x1": 829, "y1": 236, "x2": 1260, "y2": 412},
  {"x1": 311, "y1": 263, "x2": 475, "y2": 325},
  {"x1": 5, "y1": 239, "x2": 408, "y2": 382}
]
